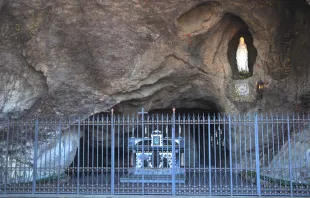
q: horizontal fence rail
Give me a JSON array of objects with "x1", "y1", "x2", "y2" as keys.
[{"x1": 0, "y1": 109, "x2": 309, "y2": 196}]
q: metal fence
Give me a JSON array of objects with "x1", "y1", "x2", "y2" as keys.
[{"x1": 0, "y1": 108, "x2": 309, "y2": 196}]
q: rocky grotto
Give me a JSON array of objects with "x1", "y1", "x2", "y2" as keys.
[
  {"x1": 0, "y1": 0, "x2": 310, "y2": 189},
  {"x1": 0, "y1": 0, "x2": 308, "y2": 118}
]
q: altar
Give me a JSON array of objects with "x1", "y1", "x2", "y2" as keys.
[{"x1": 120, "y1": 130, "x2": 185, "y2": 183}]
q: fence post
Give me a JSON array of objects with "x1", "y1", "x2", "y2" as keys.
[
  {"x1": 77, "y1": 118, "x2": 81, "y2": 194},
  {"x1": 208, "y1": 115, "x2": 211, "y2": 195},
  {"x1": 172, "y1": 108, "x2": 176, "y2": 195},
  {"x1": 138, "y1": 108, "x2": 148, "y2": 195},
  {"x1": 228, "y1": 115, "x2": 233, "y2": 196},
  {"x1": 57, "y1": 119, "x2": 62, "y2": 194},
  {"x1": 142, "y1": 108, "x2": 144, "y2": 195},
  {"x1": 4, "y1": 119, "x2": 10, "y2": 194},
  {"x1": 254, "y1": 114, "x2": 261, "y2": 196},
  {"x1": 287, "y1": 114, "x2": 293, "y2": 196},
  {"x1": 111, "y1": 109, "x2": 115, "y2": 194},
  {"x1": 32, "y1": 119, "x2": 39, "y2": 194}
]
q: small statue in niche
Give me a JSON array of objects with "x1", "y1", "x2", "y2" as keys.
[{"x1": 236, "y1": 37, "x2": 249, "y2": 73}]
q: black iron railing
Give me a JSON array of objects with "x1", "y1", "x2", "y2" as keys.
[{"x1": 0, "y1": 109, "x2": 309, "y2": 196}]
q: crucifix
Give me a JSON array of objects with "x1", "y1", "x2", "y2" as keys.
[{"x1": 138, "y1": 108, "x2": 148, "y2": 136}]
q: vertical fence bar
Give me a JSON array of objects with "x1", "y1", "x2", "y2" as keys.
[
  {"x1": 203, "y1": 114, "x2": 206, "y2": 189},
  {"x1": 208, "y1": 114, "x2": 212, "y2": 195},
  {"x1": 24, "y1": 120, "x2": 29, "y2": 189},
  {"x1": 218, "y1": 114, "x2": 222, "y2": 192},
  {"x1": 296, "y1": 114, "x2": 301, "y2": 196},
  {"x1": 127, "y1": 114, "x2": 130, "y2": 194},
  {"x1": 233, "y1": 115, "x2": 237, "y2": 192},
  {"x1": 254, "y1": 114, "x2": 261, "y2": 196},
  {"x1": 249, "y1": 114, "x2": 253, "y2": 191},
  {"x1": 117, "y1": 115, "x2": 120, "y2": 193},
  {"x1": 10, "y1": 119, "x2": 15, "y2": 186},
  {"x1": 213, "y1": 114, "x2": 217, "y2": 191},
  {"x1": 57, "y1": 119, "x2": 62, "y2": 194},
  {"x1": 188, "y1": 113, "x2": 191, "y2": 187},
  {"x1": 139, "y1": 108, "x2": 147, "y2": 195},
  {"x1": 271, "y1": 113, "x2": 275, "y2": 189},
  {"x1": 116, "y1": 115, "x2": 120, "y2": 193},
  {"x1": 67, "y1": 119, "x2": 71, "y2": 190},
  {"x1": 287, "y1": 114, "x2": 293, "y2": 196},
  {"x1": 162, "y1": 113, "x2": 168, "y2": 193},
  {"x1": 82, "y1": 118, "x2": 85, "y2": 190},
  {"x1": 51, "y1": 117, "x2": 55, "y2": 191},
  {"x1": 13, "y1": 119, "x2": 18, "y2": 185},
  {"x1": 77, "y1": 119, "x2": 81, "y2": 194},
  {"x1": 238, "y1": 114, "x2": 242, "y2": 189},
  {"x1": 282, "y1": 113, "x2": 286, "y2": 192},
  {"x1": 4, "y1": 119, "x2": 10, "y2": 194},
  {"x1": 178, "y1": 114, "x2": 181, "y2": 192},
  {"x1": 306, "y1": 113, "x2": 310, "y2": 196},
  {"x1": 96, "y1": 116, "x2": 99, "y2": 190},
  {"x1": 261, "y1": 114, "x2": 264, "y2": 181},
  {"x1": 32, "y1": 119, "x2": 39, "y2": 194},
  {"x1": 111, "y1": 109, "x2": 115, "y2": 194},
  {"x1": 244, "y1": 114, "x2": 248, "y2": 189},
  {"x1": 166, "y1": 114, "x2": 169, "y2": 188},
  {"x1": 193, "y1": 113, "x2": 196, "y2": 189},
  {"x1": 229, "y1": 115, "x2": 233, "y2": 196},
  {"x1": 198, "y1": 113, "x2": 201, "y2": 189},
  {"x1": 223, "y1": 115, "x2": 227, "y2": 188},
  {"x1": 172, "y1": 108, "x2": 176, "y2": 195},
  {"x1": 106, "y1": 114, "x2": 109, "y2": 187},
  {"x1": 266, "y1": 114, "x2": 270, "y2": 185},
  {"x1": 28, "y1": 121, "x2": 33, "y2": 189},
  {"x1": 101, "y1": 114, "x2": 104, "y2": 191},
  {"x1": 91, "y1": 115, "x2": 95, "y2": 192},
  {"x1": 122, "y1": 115, "x2": 125, "y2": 194},
  {"x1": 87, "y1": 117, "x2": 90, "y2": 191},
  {"x1": 293, "y1": 113, "x2": 297, "y2": 194},
  {"x1": 276, "y1": 113, "x2": 281, "y2": 192}
]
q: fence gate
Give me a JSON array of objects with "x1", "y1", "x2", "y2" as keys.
[{"x1": 0, "y1": 109, "x2": 310, "y2": 196}]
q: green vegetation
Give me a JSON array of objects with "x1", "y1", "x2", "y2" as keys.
[{"x1": 238, "y1": 71, "x2": 252, "y2": 79}]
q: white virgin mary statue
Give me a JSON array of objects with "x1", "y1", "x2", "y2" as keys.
[{"x1": 236, "y1": 37, "x2": 249, "y2": 73}]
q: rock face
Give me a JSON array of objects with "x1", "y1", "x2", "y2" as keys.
[
  {"x1": 260, "y1": 129, "x2": 310, "y2": 184},
  {"x1": 0, "y1": 121, "x2": 79, "y2": 184},
  {"x1": 0, "y1": 0, "x2": 309, "y2": 117},
  {"x1": 0, "y1": 0, "x2": 310, "y2": 185},
  {"x1": 0, "y1": 0, "x2": 47, "y2": 118}
]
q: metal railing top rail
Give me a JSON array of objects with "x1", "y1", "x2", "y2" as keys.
[
  {"x1": 1, "y1": 110, "x2": 310, "y2": 116},
  {"x1": 0, "y1": 112, "x2": 310, "y2": 124}
]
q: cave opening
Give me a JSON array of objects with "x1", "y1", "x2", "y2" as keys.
[
  {"x1": 147, "y1": 108, "x2": 229, "y2": 168},
  {"x1": 68, "y1": 107, "x2": 229, "y2": 172},
  {"x1": 68, "y1": 114, "x2": 129, "y2": 173},
  {"x1": 227, "y1": 16, "x2": 258, "y2": 79}
]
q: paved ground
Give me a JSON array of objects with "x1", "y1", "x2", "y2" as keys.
[
  {"x1": 1, "y1": 171, "x2": 308, "y2": 197},
  {"x1": 0, "y1": 196, "x2": 294, "y2": 198}
]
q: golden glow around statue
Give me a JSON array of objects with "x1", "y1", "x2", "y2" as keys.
[{"x1": 236, "y1": 37, "x2": 249, "y2": 73}]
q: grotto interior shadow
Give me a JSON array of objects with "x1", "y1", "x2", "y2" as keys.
[
  {"x1": 68, "y1": 127, "x2": 130, "y2": 174},
  {"x1": 182, "y1": 116, "x2": 230, "y2": 168},
  {"x1": 227, "y1": 27, "x2": 257, "y2": 79},
  {"x1": 144, "y1": 108, "x2": 230, "y2": 168},
  {"x1": 67, "y1": 108, "x2": 230, "y2": 179}
]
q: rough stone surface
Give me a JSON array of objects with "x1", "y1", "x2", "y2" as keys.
[
  {"x1": 0, "y1": 0, "x2": 308, "y2": 118},
  {"x1": 0, "y1": 126, "x2": 79, "y2": 184},
  {"x1": 260, "y1": 129, "x2": 310, "y2": 184},
  {"x1": 0, "y1": 0, "x2": 310, "y2": 184}
]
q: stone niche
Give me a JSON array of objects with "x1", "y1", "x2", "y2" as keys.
[{"x1": 226, "y1": 14, "x2": 258, "y2": 79}]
